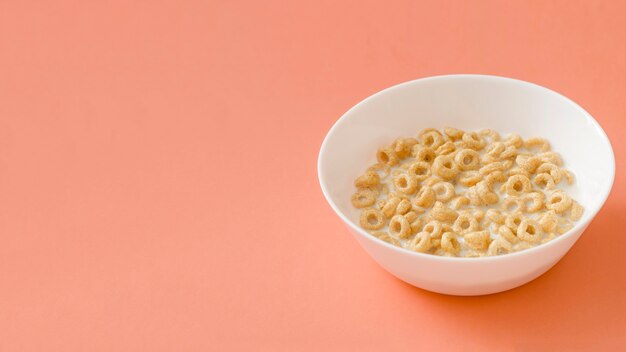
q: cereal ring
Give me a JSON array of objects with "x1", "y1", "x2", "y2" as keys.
[
  {"x1": 536, "y1": 163, "x2": 562, "y2": 184},
  {"x1": 461, "y1": 132, "x2": 486, "y2": 150},
  {"x1": 432, "y1": 155, "x2": 459, "y2": 180},
  {"x1": 409, "y1": 217, "x2": 424, "y2": 234},
  {"x1": 396, "y1": 199, "x2": 412, "y2": 215},
  {"x1": 485, "y1": 170, "x2": 507, "y2": 189},
  {"x1": 367, "y1": 163, "x2": 391, "y2": 179},
  {"x1": 413, "y1": 146, "x2": 437, "y2": 164},
  {"x1": 516, "y1": 155, "x2": 542, "y2": 173},
  {"x1": 431, "y1": 201, "x2": 459, "y2": 222},
  {"x1": 407, "y1": 161, "x2": 431, "y2": 181},
  {"x1": 377, "y1": 146, "x2": 399, "y2": 166},
  {"x1": 500, "y1": 145, "x2": 518, "y2": 159},
  {"x1": 539, "y1": 210, "x2": 558, "y2": 232},
  {"x1": 463, "y1": 231, "x2": 491, "y2": 250},
  {"x1": 441, "y1": 232, "x2": 461, "y2": 254},
  {"x1": 524, "y1": 137, "x2": 550, "y2": 152},
  {"x1": 480, "y1": 129, "x2": 501, "y2": 142},
  {"x1": 501, "y1": 197, "x2": 525, "y2": 213},
  {"x1": 569, "y1": 201, "x2": 584, "y2": 221},
  {"x1": 404, "y1": 211, "x2": 418, "y2": 223},
  {"x1": 360, "y1": 209, "x2": 385, "y2": 230},
  {"x1": 557, "y1": 219, "x2": 574, "y2": 234},
  {"x1": 422, "y1": 220, "x2": 443, "y2": 239},
  {"x1": 546, "y1": 190, "x2": 572, "y2": 214},
  {"x1": 454, "y1": 149, "x2": 480, "y2": 171},
  {"x1": 504, "y1": 133, "x2": 523, "y2": 148},
  {"x1": 508, "y1": 167, "x2": 530, "y2": 179},
  {"x1": 486, "y1": 209, "x2": 505, "y2": 225},
  {"x1": 541, "y1": 232, "x2": 557, "y2": 244},
  {"x1": 475, "y1": 181, "x2": 499, "y2": 205},
  {"x1": 418, "y1": 128, "x2": 443, "y2": 138},
  {"x1": 538, "y1": 152, "x2": 563, "y2": 166},
  {"x1": 420, "y1": 130, "x2": 445, "y2": 150},
  {"x1": 410, "y1": 232, "x2": 431, "y2": 253},
  {"x1": 351, "y1": 189, "x2": 378, "y2": 208},
  {"x1": 453, "y1": 213, "x2": 479, "y2": 234},
  {"x1": 432, "y1": 182, "x2": 456, "y2": 202},
  {"x1": 392, "y1": 138, "x2": 418, "y2": 159},
  {"x1": 505, "y1": 174, "x2": 531, "y2": 197},
  {"x1": 561, "y1": 169, "x2": 575, "y2": 185},
  {"x1": 533, "y1": 173, "x2": 556, "y2": 190},
  {"x1": 443, "y1": 127, "x2": 464, "y2": 141},
  {"x1": 498, "y1": 225, "x2": 518, "y2": 243},
  {"x1": 487, "y1": 236, "x2": 513, "y2": 256},
  {"x1": 485, "y1": 142, "x2": 505, "y2": 158},
  {"x1": 459, "y1": 171, "x2": 482, "y2": 187},
  {"x1": 371, "y1": 231, "x2": 401, "y2": 246},
  {"x1": 505, "y1": 212, "x2": 525, "y2": 233},
  {"x1": 393, "y1": 173, "x2": 419, "y2": 195},
  {"x1": 522, "y1": 192, "x2": 545, "y2": 213},
  {"x1": 382, "y1": 197, "x2": 401, "y2": 218},
  {"x1": 413, "y1": 186, "x2": 436, "y2": 208},
  {"x1": 450, "y1": 196, "x2": 470, "y2": 210},
  {"x1": 517, "y1": 219, "x2": 542, "y2": 242},
  {"x1": 480, "y1": 161, "x2": 507, "y2": 175},
  {"x1": 435, "y1": 141, "x2": 456, "y2": 156},
  {"x1": 354, "y1": 170, "x2": 380, "y2": 188},
  {"x1": 389, "y1": 215, "x2": 412, "y2": 239}
]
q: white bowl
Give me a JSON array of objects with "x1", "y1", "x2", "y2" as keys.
[{"x1": 318, "y1": 75, "x2": 615, "y2": 296}]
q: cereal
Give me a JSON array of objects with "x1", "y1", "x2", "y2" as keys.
[
  {"x1": 432, "y1": 182, "x2": 456, "y2": 202},
  {"x1": 351, "y1": 127, "x2": 582, "y2": 257},
  {"x1": 389, "y1": 215, "x2": 412, "y2": 238},
  {"x1": 441, "y1": 232, "x2": 461, "y2": 254},
  {"x1": 351, "y1": 189, "x2": 378, "y2": 208},
  {"x1": 407, "y1": 161, "x2": 432, "y2": 181},
  {"x1": 432, "y1": 155, "x2": 459, "y2": 180},
  {"x1": 455, "y1": 149, "x2": 481, "y2": 171},
  {"x1": 431, "y1": 201, "x2": 458, "y2": 222},
  {"x1": 360, "y1": 209, "x2": 385, "y2": 230},
  {"x1": 393, "y1": 173, "x2": 419, "y2": 195}
]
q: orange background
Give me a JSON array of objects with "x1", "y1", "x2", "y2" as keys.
[{"x1": 0, "y1": 1, "x2": 624, "y2": 350}]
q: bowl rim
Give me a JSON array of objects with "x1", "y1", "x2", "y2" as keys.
[{"x1": 317, "y1": 74, "x2": 616, "y2": 262}]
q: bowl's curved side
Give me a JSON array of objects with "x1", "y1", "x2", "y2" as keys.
[{"x1": 349, "y1": 221, "x2": 588, "y2": 295}]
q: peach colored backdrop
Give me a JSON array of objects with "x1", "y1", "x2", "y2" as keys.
[{"x1": 0, "y1": 0, "x2": 624, "y2": 351}]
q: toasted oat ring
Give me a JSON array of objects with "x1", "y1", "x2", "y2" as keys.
[
  {"x1": 536, "y1": 163, "x2": 562, "y2": 184},
  {"x1": 351, "y1": 189, "x2": 378, "y2": 208},
  {"x1": 393, "y1": 173, "x2": 418, "y2": 195},
  {"x1": 407, "y1": 161, "x2": 431, "y2": 181},
  {"x1": 441, "y1": 232, "x2": 461, "y2": 254},
  {"x1": 517, "y1": 219, "x2": 542, "y2": 242},
  {"x1": 389, "y1": 215, "x2": 412, "y2": 239},
  {"x1": 487, "y1": 236, "x2": 513, "y2": 256},
  {"x1": 505, "y1": 174, "x2": 531, "y2": 197},
  {"x1": 432, "y1": 155, "x2": 459, "y2": 180},
  {"x1": 505, "y1": 212, "x2": 525, "y2": 233},
  {"x1": 360, "y1": 209, "x2": 385, "y2": 230},
  {"x1": 485, "y1": 208, "x2": 505, "y2": 225},
  {"x1": 410, "y1": 232, "x2": 432, "y2": 253},
  {"x1": 454, "y1": 149, "x2": 480, "y2": 171},
  {"x1": 539, "y1": 210, "x2": 558, "y2": 232},
  {"x1": 414, "y1": 147, "x2": 437, "y2": 164},
  {"x1": 432, "y1": 181, "x2": 456, "y2": 202},
  {"x1": 459, "y1": 171, "x2": 481, "y2": 187},
  {"x1": 497, "y1": 225, "x2": 518, "y2": 243},
  {"x1": 463, "y1": 231, "x2": 490, "y2": 250},
  {"x1": 354, "y1": 170, "x2": 380, "y2": 188},
  {"x1": 413, "y1": 186, "x2": 436, "y2": 208},
  {"x1": 450, "y1": 196, "x2": 470, "y2": 210},
  {"x1": 431, "y1": 201, "x2": 458, "y2": 222},
  {"x1": 462, "y1": 132, "x2": 486, "y2": 150},
  {"x1": 522, "y1": 192, "x2": 545, "y2": 213},
  {"x1": 435, "y1": 141, "x2": 456, "y2": 155},
  {"x1": 546, "y1": 190, "x2": 572, "y2": 214},
  {"x1": 534, "y1": 173, "x2": 556, "y2": 190},
  {"x1": 395, "y1": 199, "x2": 412, "y2": 215},
  {"x1": 376, "y1": 146, "x2": 399, "y2": 166},
  {"x1": 420, "y1": 130, "x2": 444, "y2": 149},
  {"x1": 443, "y1": 127, "x2": 464, "y2": 141},
  {"x1": 570, "y1": 201, "x2": 584, "y2": 221},
  {"x1": 452, "y1": 213, "x2": 479, "y2": 234},
  {"x1": 504, "y1": 133, "x2": 523, "y2": 148},
  {"x1": 422, "y1": 220, "x2": 443, "y2": 239},
  {"x1": 392, "y1": 138, "x2": 418, "y2": 159},
  {"x1": 524, "y1": 137, "x2": 550, "y2": 152},
  {"x1": 371, "y1": 231, "x2": 401, "y2": 246}
]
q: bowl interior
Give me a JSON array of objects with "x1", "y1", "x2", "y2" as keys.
[{"x1": 319, "y1": 75, "x2": 614, "y2": 234}]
